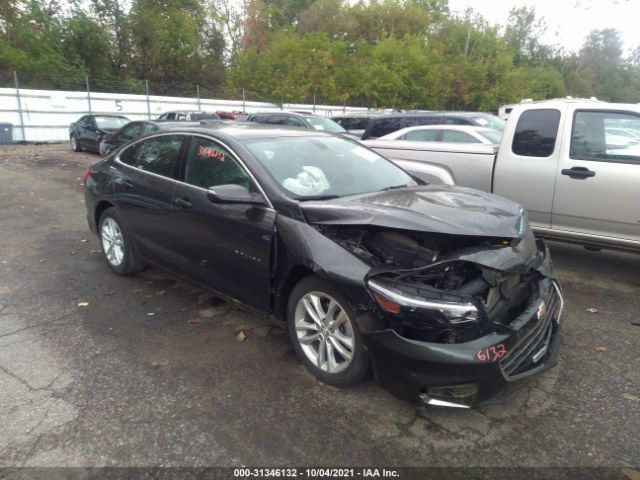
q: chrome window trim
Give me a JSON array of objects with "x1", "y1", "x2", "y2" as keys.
[{"x1": 114, "y1": 131, "x2": 274, "y2": 210}]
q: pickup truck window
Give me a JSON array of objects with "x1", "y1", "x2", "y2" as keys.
[
  {"x1": 512, "y1": 109, "x2": 560, "y2": 157},
  {"x1": 571, "y1": 110, "x2": 640, "y2": 163}
]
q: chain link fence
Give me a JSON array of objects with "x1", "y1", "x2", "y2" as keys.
[{"x1": 0, "y1": 71, "x2": 371, "y2": 143}]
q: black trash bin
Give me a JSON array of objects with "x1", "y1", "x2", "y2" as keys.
[{"x1": 0, "y1": 123, "x2": 12, "y2": 144}]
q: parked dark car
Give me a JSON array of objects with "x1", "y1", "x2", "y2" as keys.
[
  {"x1": 331, "y1": 113, "x2": 372, "y2": 138},
  {"x1": 157, "y1": 111, "x2": 220, "y2": 121},
  {"x1": 70, "y1": 115, "x2": 129, "y2": 153},
  {"x1": 82, "y1": 124, "x2": 563, "y2": 408},
  {"x1": 99, "y1": 120, "x2": 199, "y2": 156},
  {"x1": 248, "y1": 111, "x2": 355, "y2": 137},
  {"x1": 361, "y1": 112, "x2": 506, "y2": 140}
]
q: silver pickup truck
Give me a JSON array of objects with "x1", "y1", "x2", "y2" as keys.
[{"x1": 364, "y1": 98, "x2": 640, "y2": 253}]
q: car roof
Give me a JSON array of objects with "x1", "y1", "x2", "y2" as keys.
[
  {"x1": 156, "y1": 122, "x2": 336, "y2": 141},
  {"x1": 369, "y1": 111, "x2": 492, "y2": 119},
  {"x1": 397, "y1": 125, "x2": 492, "y2": 132},
  {"x1": 252, "y1": 111, "x2": 326, "y2": 119}
]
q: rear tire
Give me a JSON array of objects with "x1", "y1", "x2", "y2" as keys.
[
  {"x1": 99, "y1": 207, "x2": 144, "y2": 275},
  {"x1": 70, "y1": 135, "x2": 81, "y2": 152},
  {"x1": 287, "y1": 275, "x2": 369, "y2": 387}
]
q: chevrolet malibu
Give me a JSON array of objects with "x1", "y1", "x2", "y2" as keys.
[{"x1": 82, "y1": 124, "x2": 563, "y2": 408}]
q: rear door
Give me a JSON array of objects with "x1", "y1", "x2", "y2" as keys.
[
  {"x1": 170, "y1": 135, "x2": 276, "y2": 310},
  {"x1": 551, "y1": 107, "x2": 640, "y2": 245},
  {"x1": 492, "y1": 107, "x2": 565, "y2": 229},
  {"x1": 112, "y1": 134, "x2": 187, "y2": 267}
]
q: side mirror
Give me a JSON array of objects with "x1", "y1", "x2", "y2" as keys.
[{"x1": 207, "y1": 184, "x2": 266, "y2": 205}]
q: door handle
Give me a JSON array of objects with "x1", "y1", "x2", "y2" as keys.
[
  {"x1": 116, "y1": 179, "x2": 134, "y2": 189},
  {"x1": 561, "y1": 167, "x2": 596, "y2": 179},
  {"x1": 173, "y1": 197, "x2": 192, "y2": 208}
]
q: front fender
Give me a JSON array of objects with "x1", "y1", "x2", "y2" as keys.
[{"x1": 273, "y1": 216, "x2": 372, "y2": 311}]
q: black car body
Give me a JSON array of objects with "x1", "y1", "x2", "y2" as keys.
[
  {"x1": 99, "y1": 121, "x2": 199, "y2": 157},
  {"x1": 69, "y1": 115, "x2": 129, "y2": 153},
  {"x1": 361, "y1": 112, "x2": 506, "y2": 140},
  {"x1": 331, "y1": 114, "x2": 372, "y2": 138},
  {"x1": 83, "y1": 124, "x2": 563, "y2": 408}
]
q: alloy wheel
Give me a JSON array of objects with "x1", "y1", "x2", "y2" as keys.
[
  {"x1": 70, "y1": 136, "x2": 77, "y2": 151},
  {"x1": 101, "y1": 217, "x2": 125, "y2": 267},
  {"x1": 294, "y1": 292, "x2": 355, "y2": 373}
]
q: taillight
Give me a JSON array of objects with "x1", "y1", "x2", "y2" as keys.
[{"x1": 81, "y1": 169, "x2": 92, "y2": 185}]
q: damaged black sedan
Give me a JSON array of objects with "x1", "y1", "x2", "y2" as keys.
[{"x1": 82, "y1": 124, "x2": 563, "y2": 408}]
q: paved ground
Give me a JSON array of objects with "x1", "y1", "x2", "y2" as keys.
[{"x1": 0, "y1": 144, "x2": 639, "y2": 472}]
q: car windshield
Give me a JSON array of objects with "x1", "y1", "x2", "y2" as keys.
[
  {"x1": 95, "y1": 116, "x2": 129, "y2": 129},
  {"x1": 244, "y1": 136, "x2": 414, "y2": 199},
  {"x1": 478, "y1": 129, "x2": 502, "y2": 144},
  {"x1": 304, "y1": 117, "x2": 347, "y2": 133},
  {"x1": 471, "y1": 114, "x2": 506, "y2": 132}
]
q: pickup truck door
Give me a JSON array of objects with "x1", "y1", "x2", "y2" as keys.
[
  {"x1": 492, "y1": 107, "x2": 565, "y2": 229},
  {"x1": 550, "y1": 108, "x2": 640, "y2": 245}
]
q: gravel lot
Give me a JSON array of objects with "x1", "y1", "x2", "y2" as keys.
[{"x1": 0, "y1": 144, "x2": 638, "y2": 475}]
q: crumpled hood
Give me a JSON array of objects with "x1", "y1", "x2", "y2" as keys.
[{"x1": 300, "y1": 185, "x2": 525, "y2": 238}]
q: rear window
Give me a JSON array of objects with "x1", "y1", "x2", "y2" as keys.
[{"x1": 512, "y1": 109, "x2": 561, "y2": 157}]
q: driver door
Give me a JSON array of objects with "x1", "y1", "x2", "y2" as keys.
[{"x1": 170, "y1": 135, "x2": 276, "y2": 310}]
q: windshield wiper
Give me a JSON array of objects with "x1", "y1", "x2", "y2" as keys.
[
  {"x1": 299, "y1": 194, "x2": 341, "y2": 201},
  {"x1": 379, "y1": 184, "x2": 407, "y2": 192}
]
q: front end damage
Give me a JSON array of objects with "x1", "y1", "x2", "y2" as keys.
[{"x1": 318, "y1": 225, "x2": 564, "y2": 408}]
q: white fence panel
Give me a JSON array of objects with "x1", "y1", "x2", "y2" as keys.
[{"x1": 0, "y1": 87, "x2": 369, "y2": 142}]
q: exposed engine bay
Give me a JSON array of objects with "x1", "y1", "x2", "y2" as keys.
[{"x1": 317, "y1": 226, "x2": 542, "y2": 344}]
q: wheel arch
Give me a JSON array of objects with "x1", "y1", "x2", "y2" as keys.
[
  {"x1": 94, "y1": 200, "x2": 115, "y2": 233},
  {"x1": 273, "y1": 264, "x2": 316, "y2": 321}
]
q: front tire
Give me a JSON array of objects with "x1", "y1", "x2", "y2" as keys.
[
  {"x1": 70, "y1": 135, "x2": 81, "y2": 152},
  {"x1": 287, "y1": 276, "x2": 369, "y2": 387},
  {"x1": 99, "y1": 208, "x2": 144, "y2": 275}
]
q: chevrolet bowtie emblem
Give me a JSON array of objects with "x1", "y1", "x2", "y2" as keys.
[{"x1": 537, "y1": 301, "x2": 547, "y2": 320}]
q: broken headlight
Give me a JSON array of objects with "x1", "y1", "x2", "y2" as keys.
[{"x1": 368, "y1": 279, "x2": 479, "y2": 324}]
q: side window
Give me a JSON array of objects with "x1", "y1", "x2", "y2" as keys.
[
  {"x1": 571, "y1": 110, "x2": 640, "y2": 163},
  {"x1": 176, "y1": 114, "x2": 187, "y2": 121},
  {"x1": 119, "y1": 144, "x2": 138, "y2": 165},
  {"x1": 267, "y1": 116, "x2": 286, "y2": 125},
  {"x1": 142, "y1": 123, "x2": 158, "y2": 135},
  {"x1": 158, "y1": 114, "x2": 167, "y2": 121},
  {"x1": 77, "y1": 116, "x2": 88, "y2": 127},
  {"x1": 285, "y1": 117, "x2": 305, "y2": 127},
  {"x1": 405, "y1": 130, "x2": 440, "y2": 142},
  {"x1": 406, "y1": 116, "x2": 441, "y2": 127},
  {"x1": 123, "y1": 135, "x2": 184, "y2": 178},
  {"x1": 119, "y1": 123, "x2": 143, "y2": 141},
  {"x1": 446, "y1": 117, "x2": 471, "y2": 125},
  {"x1": 370, "y1": 118, "x2": 401, "y2": 137},
  {"x1": 88, "y1": 117, "x2": 97, "y2": 129},
  {"x1": 512, "y1": 109, "x2": 561, "y2": 157},
  {"x1": 442, "y1": 130, "x2": 480, "y2": 143},
  {"x1": 165, "y1": 113, "x2": 176, "y2": 120},
  {"x1": 184, "y1": 137, "x2": 250, "y2": 190}
]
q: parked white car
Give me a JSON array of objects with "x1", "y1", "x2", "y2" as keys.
[{"x1": 379, "y1": 125, "x2": 502, "y2": 144}]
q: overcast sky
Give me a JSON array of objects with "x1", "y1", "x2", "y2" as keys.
[{"x1": 447, "y1": 0, "x2": 640, "y2": 53}]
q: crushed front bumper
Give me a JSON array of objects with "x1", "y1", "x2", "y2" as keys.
[{"x1": 360, "y1": 279, "x2": 563, "y2": 408}]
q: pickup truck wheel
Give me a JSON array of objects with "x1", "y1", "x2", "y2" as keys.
[
  {"x1": 99, "y1": 208, "x2": 144, "y2": 275},
  {"x1": 287, "y1": 276, "x2": 369, "y2": 387},
  {"x1": 70, "y1": 135, "x2": 82, "y2": 152}
]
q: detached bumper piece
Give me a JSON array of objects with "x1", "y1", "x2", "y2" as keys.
[{"x1": 361, "y1": 280, "x2": 564, "y2": 408}]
